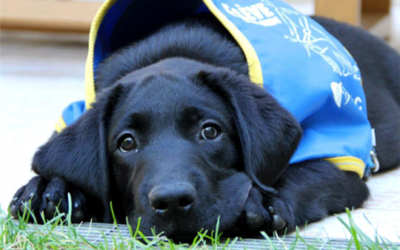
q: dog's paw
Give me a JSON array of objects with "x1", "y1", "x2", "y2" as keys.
[
  {"x1": 9, "y1": 176, "x2": 88, "y2": 223},
  {"x1": 243, "y1": 188, "x2": 294, "y2": 234}
]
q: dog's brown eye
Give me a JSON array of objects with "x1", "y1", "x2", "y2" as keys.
[
  {"x1": 119, "y1": 135, "x2": 137, "y2": 152},
  {"x1": 201, "y1": 126, "x2": 219, "y2": 140}
]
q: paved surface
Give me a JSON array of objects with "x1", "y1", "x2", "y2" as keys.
[
  {"x1": 0, "y1": 29, "x2": 399, "y2": 244},
  {"x1": 0, "y1": 32, "x2": 86, "y2": 211},
  {"x1": 22, "y1": 222, "x2": 389, "y2": 249}
]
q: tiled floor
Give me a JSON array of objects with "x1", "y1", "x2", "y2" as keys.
[{"x1": 1, "y1": 3, "x2": 399, "y2": 242}]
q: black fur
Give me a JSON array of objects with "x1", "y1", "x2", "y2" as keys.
[{"x1": 10, "y1": 15, "x2": 400, "y2": 240}]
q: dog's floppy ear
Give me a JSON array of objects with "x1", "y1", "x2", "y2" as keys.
[
  {"x1": 32, "y1": 84, "x2": 128, "y2": 221},
  {"x1": 194, "y1": 69, "x2": 302, "y2": 194}
]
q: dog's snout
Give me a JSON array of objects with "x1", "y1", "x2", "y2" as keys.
[{"x1": 149, "y1": 183, "x2": 196, "y2": 217}]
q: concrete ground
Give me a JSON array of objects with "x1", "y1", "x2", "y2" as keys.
[
  {"x1": 1, "y1": 4, "x2": 399, "y2": 242},
  {"x1": 0, "y1": 33, "x2": 87, "y2": 211}
]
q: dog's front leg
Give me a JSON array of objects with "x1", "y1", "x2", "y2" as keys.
[
  {"x1": 9, "y1": 177, "x2": 91, "y2": 223},
  {"x1": 242, "y1": 159, "x2": 369, "y2": 235}
]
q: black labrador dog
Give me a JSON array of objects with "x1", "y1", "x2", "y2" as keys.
[{"x1": 10, "y1": 15, "x2": 400, "y2": 240}]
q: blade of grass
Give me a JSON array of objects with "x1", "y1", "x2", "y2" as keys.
[
  {"x1": 261, "y1": 231, "x2": 278, "y2": 250},
  {"x1": 214, "y1": 216, "x2": 221, "y2": 249}
]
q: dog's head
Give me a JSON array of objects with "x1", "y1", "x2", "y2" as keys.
[{"x1": 32, "y1": 58, "x2": 301, "y2": 239}]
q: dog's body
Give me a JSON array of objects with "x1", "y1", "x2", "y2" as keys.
[{"x1": 10, "y1": 14, "x2": 400, "y2": 240}]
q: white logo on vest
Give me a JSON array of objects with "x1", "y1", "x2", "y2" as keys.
[
  {"x1": 331, "y1": 82, "x2": 363, "y2": 110},
  {"x1": 222, "y1": 2, "x2": 282, "y2": 27}
]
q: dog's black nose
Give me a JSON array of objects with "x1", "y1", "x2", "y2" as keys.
[{"x1": 149, "y1": 183, "x2": 196, "y2": 217}]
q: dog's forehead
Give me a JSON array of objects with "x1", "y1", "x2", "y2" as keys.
[{"x1": 112, "y1": 74, "x2": 232, "y2": 132}]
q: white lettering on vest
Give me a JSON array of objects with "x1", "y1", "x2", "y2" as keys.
[{"x1": 222, "y1": 2, "x2": 282, "y2": 27}]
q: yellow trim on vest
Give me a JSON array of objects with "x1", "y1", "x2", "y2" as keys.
[
  {"x1": 55, "y1": 123, "x2": 62, "y2": 133},
  {"x1": 85, "y1": 0, "x2": 118, "y2": 110},
  {"x1": 202, "y1": 0, "x2": 263, "y2": 87},
  {"x1": 325, "y1": 156, "x2": 365, "y2": 178},
  {"x1": 55, "y1": 116, "x2": 67, "y2": 133}
]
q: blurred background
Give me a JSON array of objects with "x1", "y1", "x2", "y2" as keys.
[
  {"x1": 1, "y1": 0, "x2": 399, "y2": 46},
  {"x1": 0, "y1": 0, "x2": 399, "y2": 217}
]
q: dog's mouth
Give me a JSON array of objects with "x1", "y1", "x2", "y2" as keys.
[{"x1": 129, "y1": 173, "x2": 253, "y2": 240}]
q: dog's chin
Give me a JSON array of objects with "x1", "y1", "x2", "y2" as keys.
[{"x1": 129, "y1": 173, "x2": 253, "y2": 240}]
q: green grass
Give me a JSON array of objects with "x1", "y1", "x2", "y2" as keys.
[{"x1": 1, "y1": 197, "x2": 398, "y2": 250}]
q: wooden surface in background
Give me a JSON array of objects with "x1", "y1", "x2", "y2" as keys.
[
  {"x1": 315, "y1": 0, "x2": 362, "y2": 25},
  {"x1": 362, "y1": 0, "x2": 391, "y2": 13},
  {"x1": 315, "y1": 0, "x2": 391, "y2": 26},
  {"x1": 0, "y1": 0, "x2": 393, "y2": 32},
  {"x1": 0, "y1": 0, "x2": 102, "y2": 32}
]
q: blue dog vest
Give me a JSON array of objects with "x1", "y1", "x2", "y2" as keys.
[{"x1": 56, "y1": 0, "x2": 375, "y2": 177}]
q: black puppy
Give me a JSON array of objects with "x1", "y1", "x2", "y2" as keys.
[{"x1": 10, "y1": 15, "x2": 400, "y2": 240}]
